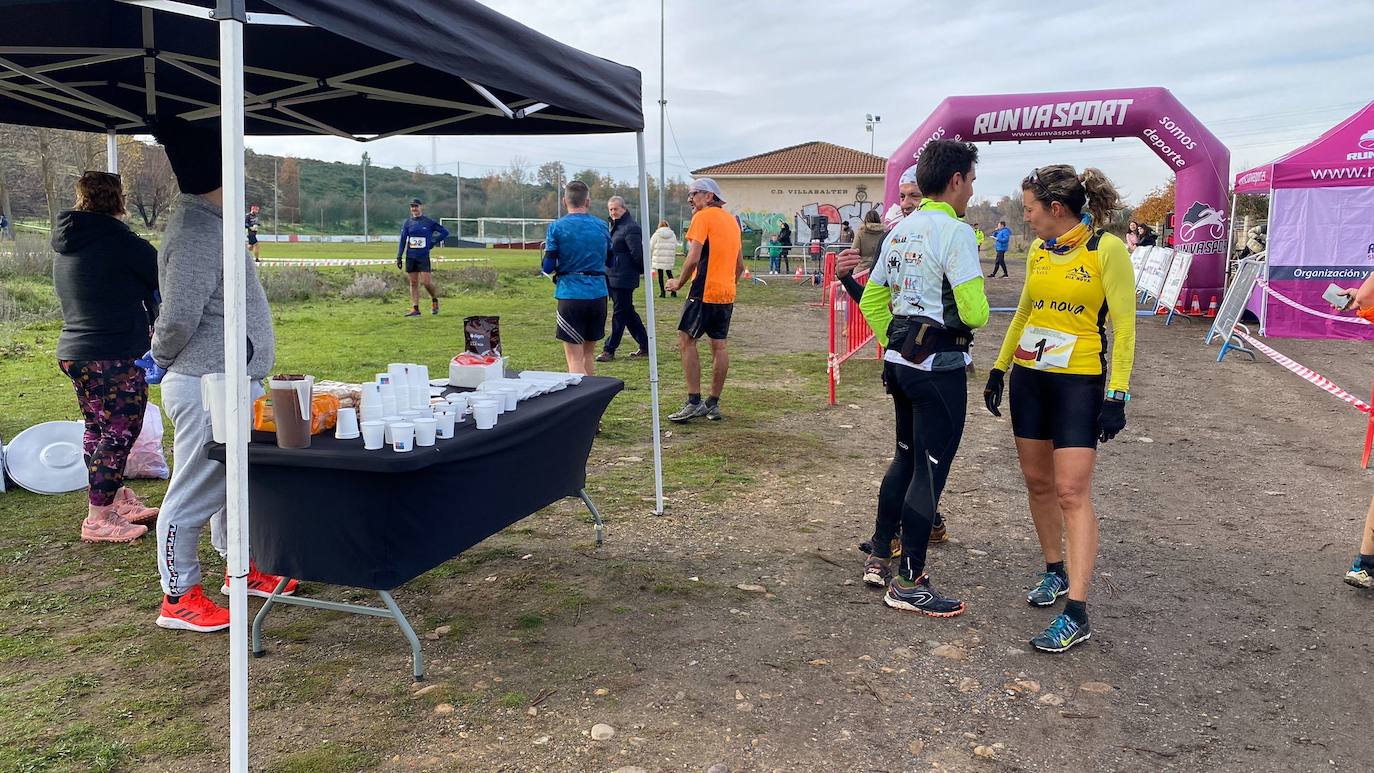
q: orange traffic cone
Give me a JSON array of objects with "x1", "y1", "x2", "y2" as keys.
[
  {"x1": 1207, "y1": 296, "x2": 1218, "y2": 317},
  {"x1": 1156, "y1": 304, "x2": 1169, "y2": 315},
  {"x1": 795, "y1": 266, "x2": 804, "y2": 280},
  {"x1": 742, "y1": 267, "x2": 752, "y2": 280},
  {"x1": 1190, "y1": 294, "x2": 1202, "y2": 315}
]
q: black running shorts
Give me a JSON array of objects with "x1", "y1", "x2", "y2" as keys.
[
  {"x1": 404, "y1": 256, "x2": 432, "y2": 273},
  {"x1": 555, "y1": 297, "x2": 608, "y2": 344},
  {"x1": 247, "y1": 232, "x2": 258, "y2": 246},
  {"x1": 1009, "y1": 364, "x2": 1106, "y2": 449},
  {"x1": 677, "y1": 298, "x2": 734, "y2": 340}
]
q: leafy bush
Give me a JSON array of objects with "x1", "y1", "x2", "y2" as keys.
[
  {"x1": 258, "y1": 267, "x2": 327, "y2": 303},
  {"x1": 340, "y1": 273, "x2": 388, "y2": 300}
]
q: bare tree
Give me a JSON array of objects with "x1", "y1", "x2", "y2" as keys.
[
  {"x1": 124, "y1": 140, "x2": 177, "y2": 229},
  {"x1": 34, "y1": 128, "x2": 59, "y2": 227}
]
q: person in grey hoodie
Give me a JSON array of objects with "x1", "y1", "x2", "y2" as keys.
[{"x1": 147, "y1": 118, "x2": 295, "y2": 633}]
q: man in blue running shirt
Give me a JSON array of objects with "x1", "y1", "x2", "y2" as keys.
[
  {"x1": 396, "y1": 197, "x2": 449, "y2": 317},
  {"x1": 542, "y1": 180, "x2": 610, "y2": 374}
]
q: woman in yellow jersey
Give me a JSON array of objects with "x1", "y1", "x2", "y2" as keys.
[{"x1": 982, "y1": 165, "x2": 1135, "y2": 654}]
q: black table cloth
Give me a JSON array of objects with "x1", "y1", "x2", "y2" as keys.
[{"x1": 208, "y1": 376, "x2": 622, "y2": 590}]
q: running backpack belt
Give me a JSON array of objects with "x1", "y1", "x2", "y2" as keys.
[{"x1": 888, "y1": 315, "x2": 972, "y2": 364}]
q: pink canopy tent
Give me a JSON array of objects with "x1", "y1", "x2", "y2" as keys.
[{"x1": 1234, "y1": 101, "x2": 1374, "y2": 340}]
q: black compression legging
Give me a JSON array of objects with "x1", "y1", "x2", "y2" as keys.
[
  {"x1": 657, "y1": 269, "x2": 674, "y2": 296},
  {"x1": 869, "y1": 362, "x2": 967, "y2": 580}
]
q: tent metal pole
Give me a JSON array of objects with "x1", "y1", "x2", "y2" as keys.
[
  {"x1": 106, "y1": 129, "x2": 117, "y2": 172},
  {"x1": 637, "y1": 132, "x2": 665, "y2": 515},
  {"x1": 1222, "y1": 191, "x2": 1236, "y2": 292},
  {"x1": 657, "y1": 0, "x2": 665, "y2": 224},
  {"x1": 216, "y1": 5, "x2": 250, "y2": 772}
]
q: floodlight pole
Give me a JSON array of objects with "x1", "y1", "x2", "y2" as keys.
[
  {"x1": 657, "y1": 0, "x2": 665, "y2": 223},
  {"x1": 214, "y1": 2, "x2": 250, "y2": 772},
  {"x1": 637, "y1": 132, "x2": 664, "y2": 515},
  {"x1": 361, "y1": 151, "x2": 368, "y2": 240},
  {"x1": 106, "y1": 129, "x2": 118, "y2": 172}
]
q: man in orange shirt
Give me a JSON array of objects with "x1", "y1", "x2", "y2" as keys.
[{"x1": 666, "y1": 178, "x2": 743, "y2": 422}]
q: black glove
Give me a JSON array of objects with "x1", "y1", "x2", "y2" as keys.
[
  {"x1": 983, "y1": 368, "x2": 1005, "y2": 417},
  {"x1": 396, "y1": 257, "x2": 403, "y2": 270},
  {"x1": 1099, "y1": 399, "x2": 1127, "y2": 443}
]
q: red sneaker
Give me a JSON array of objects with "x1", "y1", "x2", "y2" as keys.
[
  {"x1": 156, "y1": 585, "x2": 230, "y2": 632},
  {"x1": 221, "y1": 561, "x2": 298, "y2": 599}
]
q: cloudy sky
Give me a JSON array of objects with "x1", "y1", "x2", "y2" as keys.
[{"x1": 248, "y1": 0, "x2": 1374, "y2": 206}]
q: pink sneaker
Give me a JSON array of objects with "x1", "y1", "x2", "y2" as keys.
[
  {"x1": 80, "y1": 507, "x2": 147, "y2": 543},
  {"x1": 113, "y1": 487, "x2": 159, "y2": 526}
]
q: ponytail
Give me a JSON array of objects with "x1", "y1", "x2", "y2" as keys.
[{"x1": 1079, "y1": 167, "x2": 1123, "y2": 227}]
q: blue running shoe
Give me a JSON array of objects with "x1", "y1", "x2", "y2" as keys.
[
  {"x1": 1345, "y1": 557, "x2": 1374, "y2": 589},
  {"x1": 1027, "y1": 571, "x2": 1068, "y2": 607},
  {"x1": 1031, "y1": 613, "x2": 1091, "y2": 653}
]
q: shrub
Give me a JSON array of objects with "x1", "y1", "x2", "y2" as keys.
[
  {"x1": 258, "y1": 267, "x2": 327, "y2": 303},
  {"x1": 340, "y1": 273, "x2": 389, "y2": 300},
  {"x1": 435, "y1": 265, "x2": 498, "y2": 291}
]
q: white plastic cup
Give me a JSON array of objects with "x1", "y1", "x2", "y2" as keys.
[
  {"x1": 335, "y1": 407, "x2": 360, "y2": 440},
  {"x1": 415, "y1": 364, "x2": 430, "y2": 386},
  {"x1": 200, "y1": 373, "x2": 228, "y2": 444},
  {"x1": 382, "y1": 415, "x2": 403, "y2": 444},
  {"x1": 413, "y1": 417, "x2": 437, "y2": 446},
  {"x1": 471, "y1": 398, "x2": 499, "y2": 430},
  {"x1": 494, "y1": 386, "x2": 518, "y2": 412},
  {"x1": 445, "y1": 393, "x2": 470, "y2": 414},
  {"x1": 359, "y1": 381, "x2": 382, "y2": 410},
  {"x1": 361, "y1": 420, "x2": 385, "y2": 450},
  {"x1": 391, "y1": 421, "x2": 415, "y2": 452},
  {"x1": 435, "y1": 410, "x2": 457, "y2": 438}
]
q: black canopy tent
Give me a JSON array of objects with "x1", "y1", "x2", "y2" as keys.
[{"x1": 0, "y1": 1, "x2": 664, "y2": 768}]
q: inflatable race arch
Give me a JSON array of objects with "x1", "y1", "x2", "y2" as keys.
[{"x1": 885, "y1": 87, "x2": 1230, "y2": 301}]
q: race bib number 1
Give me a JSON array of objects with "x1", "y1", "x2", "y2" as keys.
[
  {"x1": 408, "y1": 236, "x2": 428, "y2": 250},
  {"x1": 1015, "y1": 325, "x2": 1076, "y2": 370}
]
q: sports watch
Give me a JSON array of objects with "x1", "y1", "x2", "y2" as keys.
[{"x1": 1106, "y1": 389, "x2": 1130, "y2": 402}]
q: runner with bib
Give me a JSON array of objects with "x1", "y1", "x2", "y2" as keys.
[
  {"x1": 983, "y1": 164, "x2": 1136, "y2": 653},
  {"x1": 857, "y1": 140, "x2": 989, "y2": 616}
]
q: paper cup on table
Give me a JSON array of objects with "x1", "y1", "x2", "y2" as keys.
[
  {"x1": 334, "y1": 407, "x2": 360, "y2": 440},
  {"x1": 360, "y1": 420, "x2": 385, "y2": 450},
  {"x1": 494, "y1": 386, "x2": 518, "y2": 412},
  {"x1": 413, "y1": 417, "x2": 437, "y2": 446},
  {"x1": 359, "y1": 381, "x2": 382, "y2": 409},
  {"x1": 471, "y1": 398, "x2": 498, "y2": 430},
  {"x1": 382, "y1": 415, "x2": 403, "y2": 444},
  {"x1": 435, "y1": 410, "x2": 457, "y2": 438},
  {"x1": 391, "y1": 421, "x2": 415, "y2": 452},
  {"x1": 445, "y1": 393, "x2": 470, "y2": 414}
]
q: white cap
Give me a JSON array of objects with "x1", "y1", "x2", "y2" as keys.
[
  {"x1": 898, "y1": 164, "x2": 919, "y2": 187},
  {"x1": 688, "y1": 177, "x2": 726, "y2": 203}
]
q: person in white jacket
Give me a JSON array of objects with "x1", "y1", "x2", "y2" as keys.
[{"x1": 649, "y1": 219, "x2": 679, "y2": 298}]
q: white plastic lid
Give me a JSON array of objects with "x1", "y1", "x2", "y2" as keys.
[{"x1": 4, "y1": 421, "x2": 87, "y2": 495}]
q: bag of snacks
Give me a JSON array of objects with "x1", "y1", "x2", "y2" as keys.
[{"x1": 253, "y1": 393, "x2": 341, "y2": 435}]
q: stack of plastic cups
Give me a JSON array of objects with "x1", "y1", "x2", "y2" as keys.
[
  {"x1": 378, "y1": 373, "x2": 398, "y2": 418},
  {"x1": 359, "y1": 382, "x2": 383, "y2": 424},
  {"x1": 411, "y1": 364, "x2": 430, "y2": 410}
]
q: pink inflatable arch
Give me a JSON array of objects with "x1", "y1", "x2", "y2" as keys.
[{"x1": 885, "y1": 87, "x2": 1230, "y2": 301}]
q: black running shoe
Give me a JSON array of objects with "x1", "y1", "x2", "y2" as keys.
[
  {"x1": 883, "y1": 574, "x2": 965, "y2": 617},
  {"x1": 431, "y1": 299, "x2": 440, "y2": 315}
]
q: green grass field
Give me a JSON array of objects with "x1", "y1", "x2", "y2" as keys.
[{"x1": 0, "y1": 241, "x2": 827, "y2": 771}]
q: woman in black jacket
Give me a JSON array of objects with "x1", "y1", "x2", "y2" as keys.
[{"x1": 52, "y1": 170, "x2": 160, "y2": 543}]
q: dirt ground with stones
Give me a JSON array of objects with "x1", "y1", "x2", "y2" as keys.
[{"x1": 218, "y1": 265, "x2": 1374, "y2": 773}]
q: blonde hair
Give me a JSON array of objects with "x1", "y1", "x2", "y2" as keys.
[
  {"x1": 657, "y1": 219, "x2": 669, "y2": 228},
  {"x1": 75, "y1": 171, "x2": 126, "y2": 217},
  {"x1": 1022, "y1": 164, "x2": 1122, "y2": 227}
]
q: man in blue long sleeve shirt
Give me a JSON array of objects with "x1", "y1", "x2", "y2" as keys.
[
  {"x1": 990, "y1": 220, "x2": 1012, "y2": 278},
  {"x1": 397, "y1": 198, "x2": 450, "y2": 316}
]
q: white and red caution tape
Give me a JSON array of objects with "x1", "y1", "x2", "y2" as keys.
[
  {"x1": 1230, "y1": 327, "x2": 1371, "y2": 414},
  {"x1": 1257, "y1": 280, "x2": 1370, "y2": 325},
  {"x1": 256, "y1": 257, "x2": 486, "y2": 267}
]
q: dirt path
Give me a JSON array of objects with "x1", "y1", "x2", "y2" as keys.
[{"x1": 222, "y1": 274, "x2": 1374, "y2": 773}]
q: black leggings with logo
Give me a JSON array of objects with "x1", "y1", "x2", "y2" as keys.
[{"x1": 869, "y1": 362, "x2": 967, "y2": 581}]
